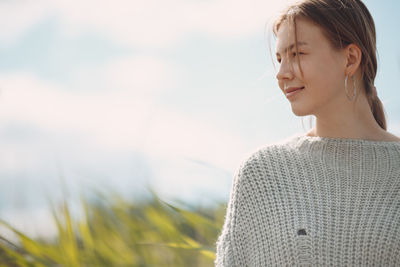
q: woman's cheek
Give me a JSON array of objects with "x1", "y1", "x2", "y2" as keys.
[
  {"x1": 295, "y1": 60, "x2": 308, "y2": 82},
  {"x1": 292, "y1": 61, "x2": 303, "y2": 78}
]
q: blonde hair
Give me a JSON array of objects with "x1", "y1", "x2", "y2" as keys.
[{"x1": 273, "y1": 0, "x2": 386, "y2": 130}]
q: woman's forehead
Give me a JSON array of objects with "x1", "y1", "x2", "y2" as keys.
[
  {"x1": 275, "y1": 41, "x2": 309, "y2": 56},
  {"x1": 275, "y1": 19, "x2": 323, "y2": 52}
]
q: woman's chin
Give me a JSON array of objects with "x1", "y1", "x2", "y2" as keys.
[{"x1": 291, "y1": 105, "x2": 312, "y2": 117}]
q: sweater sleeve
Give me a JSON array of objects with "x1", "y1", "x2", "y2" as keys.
[{"x1": 215, "y1": 161, "x2": 250, "y2": 266}]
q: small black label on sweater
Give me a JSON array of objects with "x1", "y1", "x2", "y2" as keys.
[{"x1": 297, "y1": 229, "x2": 307, "y2": 235}]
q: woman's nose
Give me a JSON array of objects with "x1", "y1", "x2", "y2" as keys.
[{"x1": 276, "y1": 59, "x2": 294, "y2": 81}]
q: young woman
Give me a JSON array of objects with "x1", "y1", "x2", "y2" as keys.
[{"x1": 215, "y1": 0, "x2": 400, "y2": 266}]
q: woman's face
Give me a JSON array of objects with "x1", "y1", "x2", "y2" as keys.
[{"x1": 275, "y1": 18, "x2": 347, "y2": 116}]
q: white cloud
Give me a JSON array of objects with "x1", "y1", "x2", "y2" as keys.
[
  {"x1": 53, "y1": 0, "x2": 288, "y2": 47},
  {"x1": 2, "y1": 0, "x2": 290, "y2": 48},
  {"x1": 102, "y1": 55, "x2": 182, "y2": 96},
  {"x1": 0, "y1": 53, "x2": 250, "y2": 174},
  {"x1": 0, "y1": 0, "x2": 51, "y2": 46},
  {"x1": 0, "y1": 68, "x2": 251, "y2": 217}
]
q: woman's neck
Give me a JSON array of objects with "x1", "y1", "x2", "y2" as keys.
[
  {"x1": 306, "y1": 123, "x2": 400, "y2": 142},
  {"x1": 306, "y1": 94, "x2": 400, "y2": 142}
]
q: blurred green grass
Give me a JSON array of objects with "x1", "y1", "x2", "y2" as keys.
[{"x1": 0, "y1": 188, "x2": 227, "y2": 266}]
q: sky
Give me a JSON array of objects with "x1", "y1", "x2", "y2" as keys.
[{"x1": 0, "y1": 0, "x2": 399, "y2": 237}]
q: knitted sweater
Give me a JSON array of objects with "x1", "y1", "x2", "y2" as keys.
[{"x1": 215, "y1": 134, "x2": 400, "y2": 266}]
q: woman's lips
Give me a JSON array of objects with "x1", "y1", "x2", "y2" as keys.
[{"x1": 285, "y1": 87, "x2": 304, "y2": 98}]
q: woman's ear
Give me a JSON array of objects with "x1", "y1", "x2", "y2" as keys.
[{"x1": 345, "y1": 43, "x2": 362, "y2": 76}]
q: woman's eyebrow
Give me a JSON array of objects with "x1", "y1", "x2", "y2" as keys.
[{"x1": 276, "y1": 42, "x2": 308, "y2": 56}]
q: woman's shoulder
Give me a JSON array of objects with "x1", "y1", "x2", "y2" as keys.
[
  {"x1": 248, "y1": 134, "x2": 303, "y2": 156},
  {"x1": 235, "y1": 134, "x2": 303, "y2": 175}
]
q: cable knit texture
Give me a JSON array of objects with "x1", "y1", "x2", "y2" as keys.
[{"x1": 215, "y1": 134, "x2": 400, "y2": 266}]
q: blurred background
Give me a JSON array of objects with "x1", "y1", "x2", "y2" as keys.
[{"x1": 0, "y1": 0, "x2": 399, "y2": 239}]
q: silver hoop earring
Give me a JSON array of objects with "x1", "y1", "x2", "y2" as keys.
[{"x1": 345, "y1": 75, "x2": 357, "y2": 101}]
